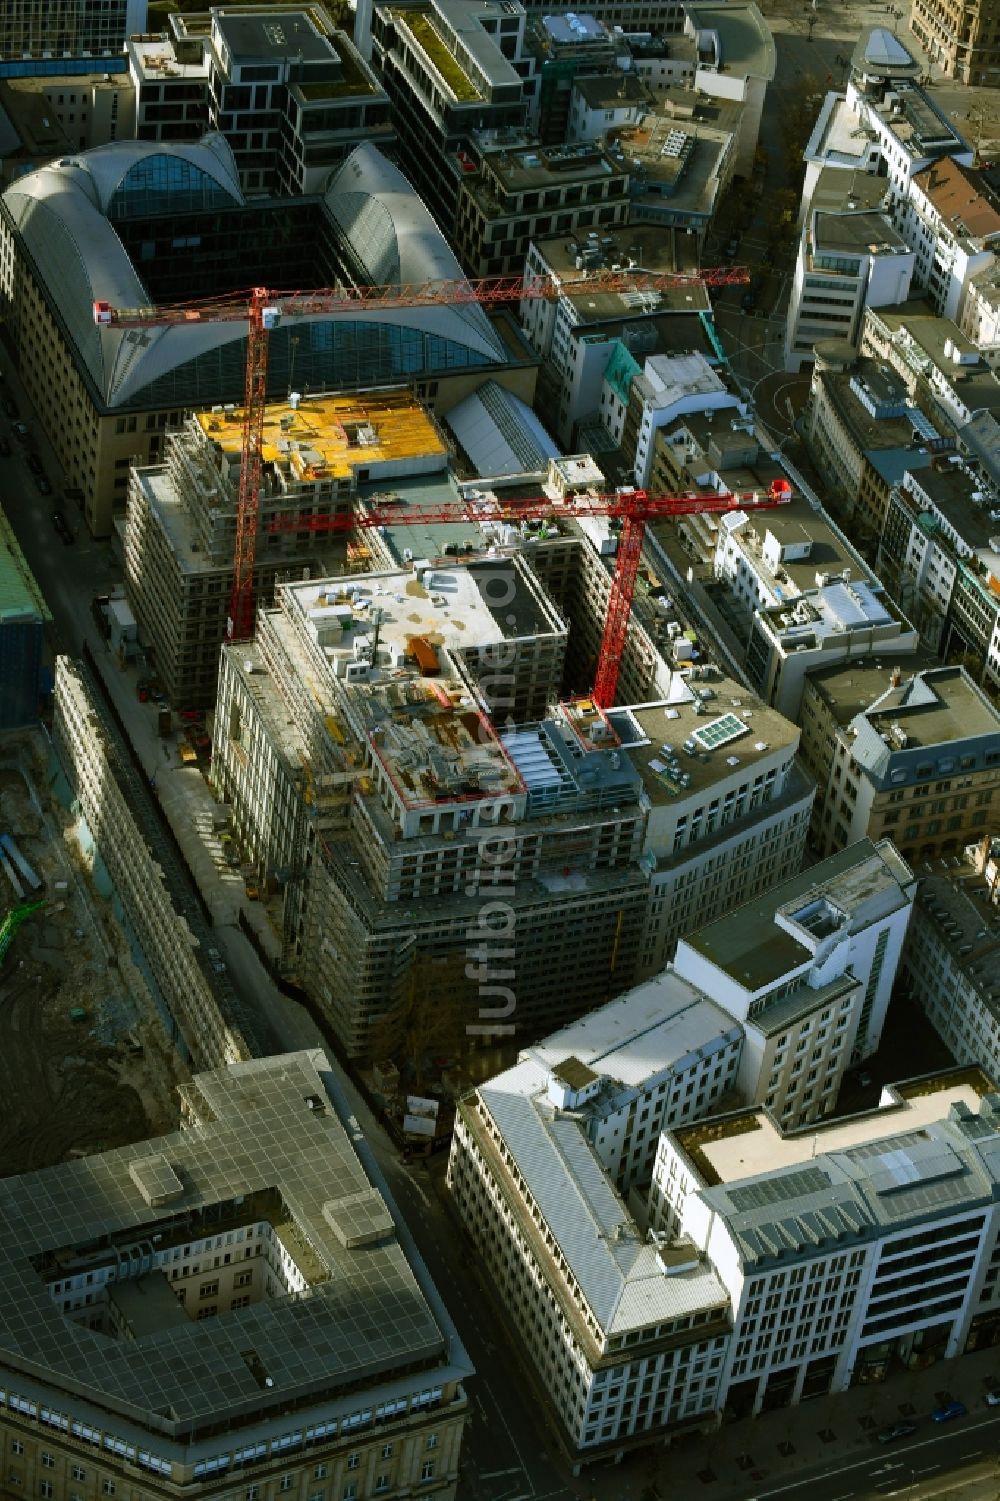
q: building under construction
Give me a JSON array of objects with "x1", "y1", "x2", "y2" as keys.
[
  {"x1": 124, "y1": 387, "x2": 451, "y2": 707},
  {"x1": 211, "y1": 437, "x2": 811, "y2": 1058}
]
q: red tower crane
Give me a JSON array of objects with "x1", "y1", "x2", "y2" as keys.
[
  {"x1": 266, "y1": 479, "x2": 792, "y2": 708},
  {"x1": 93, "y1": 265, "x2": 750, "y2": 644}
]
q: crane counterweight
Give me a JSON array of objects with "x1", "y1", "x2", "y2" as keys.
[{"x1": 92, "y1": 264, "x2": 778, "y2": 706}]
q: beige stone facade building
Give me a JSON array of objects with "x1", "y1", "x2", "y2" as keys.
[{"x1": 0, "y1": 1050, "x2": 469, "y2": 1500}]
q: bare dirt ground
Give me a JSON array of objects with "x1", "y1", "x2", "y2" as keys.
[{"x1": 0, "y1": 731, "x2": 187, "y2": 1177}]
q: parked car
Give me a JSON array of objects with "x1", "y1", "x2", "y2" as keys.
[
  {"x1": 877, "y1": 1421, "x2": 916, "y2": 1442},
  {"x1": 931, "y1": 1400, "x2": 966, "y2": 1422},
  {"x1": 50, "y1": 510, "x2": 72, "y2": 545},
  {"x1": 137, "y1": 680, "x2": 151, "y2": 703},
  {"x1": 986, "y1": 1388, "x2": 1000, "y2": 1406},
  {"x1": 26, "y1": 453, "x2": 42, "y2": 474},
  {"x1": 741, "y1": 288, "x2": 757, "y2": 313},
  {"x1": 13, "y1": 420, "x2": 29, "y2": 441},
  {"x1": 2, "y1": 396, "x2": 17, "y2": 420},
  {"x1": 35, "y1": 475, "x2": 52, "y2": 496},
  {"x1": 0, "y1": 438, "x2": 10, "y2": 458},
  {"x1": 724, "y1": 235, "x2": 740, "y2": 258}
]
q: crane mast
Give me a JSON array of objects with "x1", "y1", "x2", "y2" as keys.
[
  {"x1": 92, "y1": 265, "x2": 774, "y2": 705},
  {"x1": 267, "y1": 479, "x2": 792, "y2": 708}
]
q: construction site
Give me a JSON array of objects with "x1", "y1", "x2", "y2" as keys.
[{"x1": 0, "y1": 731, "x2": 185, "y2": 1178}]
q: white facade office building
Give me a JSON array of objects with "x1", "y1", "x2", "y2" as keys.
[
  {"x1": 447, "y1": 975, "x2": 743, "y2": 1463},
  {"x1": 784, "y1": 209, "x2": 913, "y2": 373},
  {"x1": 673, "y1": 839, "x2": 916, "y2": 1130},
  {"x1": 649, "y1": 1071, "x2": 1000, "y2": 1415}
]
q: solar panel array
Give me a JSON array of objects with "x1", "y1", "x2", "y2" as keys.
[{"x1": 728, "y1": 1165, "x2": 830, "y2": 1214}]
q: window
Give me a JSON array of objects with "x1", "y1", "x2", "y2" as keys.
[
  {"x1": 102, "y1": 1486, "x2": 116, "y2": 1498},
  {"x1": 245, "y1": 1489, "x2": 260, "y2": 1501},
  {"x1": 426, "y1": 1433, "x2": 439, "y2": 1449},
  {"x1": 346, "y1": 1455, "x2": 360, "y2": 1471},
  {"x1": 200, "y1": 1280, "x2": 219, "y2": 1299},
  {"x1": 11, "y1": 1443, "x2": 23, "y2": 1456},
  {"x1": 314, "y1": 1465, "x2": 328, "y2": 1479},
  {"x1": 343, "y1": 1488, "x2": 357, "y2": 1501},
  {"x1": 421, "y1": 1460, "x2": 437, "y2": 1481},
  {"x1": 375, "y1": 1477, "x2": 390, "y2": 1494},
  {"x1": 39, "y1": 1487, "x2": 54, "y2": 1500},
  {"x1": 72, "y1": 1470, "x2": 85, "y2": 1483},
  {"x1": 41, "y1": 1454, "x2": 54, "y2": 1469},
  {"x1": 381, "y1": 1443, "x2": 393, "y2": 1458},
  {"x1": 279, "y1": 1479, "x2": 293, "y2": 1493}
]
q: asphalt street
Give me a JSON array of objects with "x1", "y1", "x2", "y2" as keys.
[
  {"x1": 4, "y1": 15, "x2": 1000, "y2": 1480},
  {"x1": 750, "y1": 1410, "x2": 1000, "y2": 1501},
  {"x1": 0, "y1": 370, "x2": 576, "y2": 1501}
]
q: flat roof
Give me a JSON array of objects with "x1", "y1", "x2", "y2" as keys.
[
  {"x1": 574, "y1": 72, "x2": 651, "y2": 109},
  {"x1": 723, "y1": 491, "x2": 877, "y2": 596},
  {"x1": 862, "y1": 664, "x2": 1000, "y2": 741},
  {"x1": 610, "y1": 685, "x2": 797, "y2": 808},
  {"x1": 904, "y1": 463, "x2": 1000, "y2": 552},
  {"x1": 623, "y1": 131, "x2": 731, "y2": 219},
  {"x1": 757, "y1": 575, "x2": 909, "y2": 650},
  {"x1": 196, "y1": 389, "x2": 447, "y2": 484},
  {"x1": 806, "y1": 94, "x2": 868, "y2": 169},
  {"x1": 679, "y1": 1076, "x2": 986, "y2": 1186},
  {"x1": 214, "y1": 10, "x2": 333, "y2": 63},
  {"x1": 541, "y1": 12, "x2": 610, "y2": 44},
  {"x1": 280, "y1": 562, "x2": 565, "y2": 806},
  {"x1": 0, "y1": 1052, "x2": 461, "y2": 1432},
  {"x1": 804, "y1": 652, "x2": 938, "y2": 725},
  {"x1": 534, "y1": 225, "x2": 710, "y2": 306},
  {"x1": 811, "y1": 164, "x2": 892, "y2": 214},
  {"x1": 874, "y1": 312, "x2": 1000, "y2": 411},
  {"x1": 684, "y1": 1, "x2": 776, "y2": 80},
  {"x1": 815, "y1": 361, "x2": 936, "y2": 454},
  {"x1": 477, "y1": 140, "x2": 624, "y2": 192},
  {"x1": 127, "y1": 36, "x2": 210, "y2": 82},
  {"x1": 813, "y1": 209, "x2": 908, "y2": 255},
  {"x1": 681, "y1": 838, "x2": 913, "y2": 990}
]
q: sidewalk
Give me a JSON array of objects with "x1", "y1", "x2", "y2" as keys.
[{"x1": 572, "y1": 1345, "x2": 1000, "y2": 1501}]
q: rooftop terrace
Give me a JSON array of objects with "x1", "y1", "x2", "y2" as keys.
[{"x1": 676, "y1": 1072, "x2": 989, "y2": 1187}]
